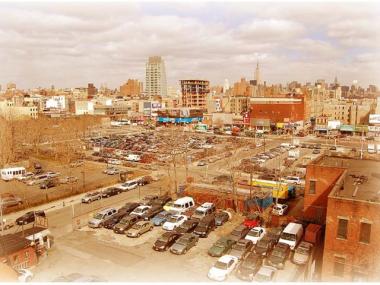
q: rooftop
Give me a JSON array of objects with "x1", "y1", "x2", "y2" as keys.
[{"x1": 317, "y1": 156, "x2": 380, "y2": 203}]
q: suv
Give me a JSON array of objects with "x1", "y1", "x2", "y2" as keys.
[
  {"x1": 229, "y1": 239, "x2": 254, "y2": 260},
  {"x1": 141, "y1": 205, "x2": 163, "y2": 220},
  {"x1": 272, "y1": 204, "x2": 289, "y2": 216},
  {"x1": 113, "y1": 215, "x2": 142, "y2": 234},
  {"x1": 88, "y1": 208, "x2": 117, "y2": 228},
  {"x1": 228, "y1": 225, "x2": 250, "y2": 242},
  {"x1": 293, "y1": 241, "x2": 313, "y2": 265},
  {"x1": 16, "y1": 211, "x2": 45, "y2": 225},
  {"x1": 175, "y1": 219, "x2": 199, "y2": 234},
  {"x1": 130, "y1": 205, "x2": 152, "y2": 217},
  {"x1": 236, "y1": 252, "x2": 264, "y2": 281},
  {"x1": 267, "y1": 243, "x2": 290, "y2": 269},
  {"x1": 81, "y1": 191, "x2": 102, "y2": 203},
  {"x1": 193, "y1": 214, "x2": 216, "y2": 238},
  {"x1": 254, "y1": 237, "x2": 275, "y2": 257},
  {"x1": 40, "y1": 179, "x2": 58, "y2": 189},
  {"x1": 192, "y1": 202, "x2": 216, "y2": 220},
  {"x1": 141, "y1": 195, "x2": 159, "y2": 205},
  {"x1": 101, "y1": 187, "x2": 122, "y2": 198},
  {"x1": 137, "y1": 176, "x2": 153, "y2": 186},
  {"x1": 117, "y1": 181, "x2": 138, "y2": 191}
]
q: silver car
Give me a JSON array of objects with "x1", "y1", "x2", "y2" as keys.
[
  {"x1": 81, "y1": 191, "x2": 102, "y2": 203},
  {"x1": 293, "y1": 241, "x2": 313, "y2": 265},
  {"x1": 126, "y1": 221, "x2": 153, "y2": 238},
  {"x1": 88, "y1": 208, "x2": 117, "y2": 228}
]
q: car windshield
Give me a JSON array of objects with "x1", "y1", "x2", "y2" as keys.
[
  {"x1": 233, "y1": 244, "x2": 246, "y2": 251},
  {"x1": 256, "y1": 240, "x2": 268, "y2": 248},
  {"x1": 231, "y1": 229, "x2": 242, "y2": 236},
  {"x1": 158, "y1": 236, "x2": 169, "y2": 243},
  {"x1": 93, "y1": 214, "x2": 103, "y2": 219},
  {"x1": 134, "y1": 208, "x2": 145, "y2": 213},
  {"x1": 280, "y1": 232, "x2": 296, "y2": 241},
  {"x1": 272, "y1": 249, "x2": 285, "y2": 258},
  {"x1": 176, "y1": 238, "x2": 188, "y2": 245},
  {"x1": 168, "y1": 216, "x2": 179, "y2": 223},
  {"x1": 296, "y1": 247, "x2": 309, "y2": 255},
  {"x1": 132, "y1": 224, "x2": 142, "y2": 229},
  {"x1": 214, "y1": 261, "x2": 228, "y2": 270},
  {"x1": 249, "y1": 230, "x2": 260, "y2": 237},
  {"x1": 256, "y1": 273, "x2": 270, "y2": 281}
]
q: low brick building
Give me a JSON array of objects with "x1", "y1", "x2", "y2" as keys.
[{"x1": 305, "y1": 156, "x2": 380, "y2": 281}]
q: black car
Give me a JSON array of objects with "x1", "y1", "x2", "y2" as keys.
[
  {"x1": 236, "y1": 252, "x2": 264, "y2": 281},
  {"x1": 40, "y1": 179, "x2": 57, "y2": 189},
  {"x1": 153, "y1": 232, "x2": 182, "y2": 252},
  {"x1": 101, "y1": 187, "x2": 122, "y2": 198},
  {"x1": 141, "y1": 205, "x2": 163, "y2": 220},
  {"x1": 193, "y1": 214, "x2": 216, "y2": 238},
  {"x1": 152, "y1": 195, "x2": 172, "y2": 207},
  {"x1": 215, "y1": 211, "x2": 230, "y2": 226},
  {"x1": 102, "y1": 212, "x2": 128, "y2": 229},
  {"x1": 254, "y1": 237, "x2": 275, "y2": 257},
  {"x1": 175, "y1": 219, "x2": 199, "y2": 234},
  {"x1": 16, "y1": 211, "x2": 45, "y2": 225},
  {"x1": 266, "y1": 227, "x2": 283, "y2": 243},
  {"x1": 118, "y1": 202, "x2": 141, "y2": 215},
  {"x1": 228, "y1": 224, "x2": 250, "y2": 242},
  {"x1": 267, "y1": 243, "x2": 290, "y2": 269},
  {"x1": 113, "y1": 215, "x2": 142, "y2": 234},
  {"x1": 141, "y1": 195, "x2": 159, "y2": 205}
]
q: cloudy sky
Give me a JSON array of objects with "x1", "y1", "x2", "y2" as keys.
[{"x1": 0, "y1": 1, "x2": 379, "y2": 90}]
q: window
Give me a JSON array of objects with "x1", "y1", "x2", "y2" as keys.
[
  {"x1": 359, "y1": 222, "x2": 371, "y2": 244},
  {"x1": 309, "y1": 180, "x2": 316, "y2": 194},
  {"x1": 333, "y1": 256, "x2": 345, "y2": 277},
  {"x1": 337, "y1": 218, "x2": 348, "y2": 239}
]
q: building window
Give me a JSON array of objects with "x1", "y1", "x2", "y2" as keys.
[
  {"x1": 359, "y1": 222, "x2": 371, "y2": 244},
  {"x1": 333, "y1": 256, "x2": 345, "y2": 277},
  {"x1": 309, "y1": 180, "x2": 316, "y2": 194},
  {"x1": 337, "y1": 218, "x2": 348, "y2": 239}
]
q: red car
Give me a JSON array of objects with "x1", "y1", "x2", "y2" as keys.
[{"x1": 243, "y1": 212, "x2": 263, "y2": 229}]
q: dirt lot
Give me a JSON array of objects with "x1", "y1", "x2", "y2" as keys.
[{"x1": 0, "y1": 158, "x2": 148, "y2": 213}]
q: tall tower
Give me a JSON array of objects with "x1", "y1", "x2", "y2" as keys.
[
  {"x1": 145, "y1": 56, "x2": 167, "y2": 98},
  {"x1": 223, "y1": 79, "x2": 230, "y2": 93},
  {"x1": 255, "y1": 60, "x2": 261, "y2": 85}
]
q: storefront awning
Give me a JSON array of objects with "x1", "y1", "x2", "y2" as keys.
[
  {"x1": 355, "y1": 125, "x2": 368, "y2": 132},
  {"x1": 340, "y1": 125, "x2": 355, "y2": 132}
]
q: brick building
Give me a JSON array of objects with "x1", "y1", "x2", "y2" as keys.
[
  {"x1": 120, "y1": 79, "x2": 143, "y2": 97},
  {"x1": 303, "y1": 156, "x2": 380, "y2": 281},
  {"x1": 180, "y1": 80, "x2": 210, "y2": 109}
]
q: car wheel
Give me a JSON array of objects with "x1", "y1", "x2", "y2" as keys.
[{"x1": 137, "y1": 233, "x2": 141, "y2": 237}]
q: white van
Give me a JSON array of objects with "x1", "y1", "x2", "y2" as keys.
[
  {"x1": 171, "y1": 196, "x2": 195, "y2": 214},
  {"x1": 1, "y1": 167, "x2": 26, "y2": 181},
  {"x1": 368, "y1": 144, "x2": 376, "y2": 154},
  {"x1": 126, "y1": 154, "x2": 141, "y2": 162},
  {"x1": 278, "y1": 222, "x2": 304, "y2": 250}
]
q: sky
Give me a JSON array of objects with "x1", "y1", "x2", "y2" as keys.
[{"x1": 0, "y1": 0, "x2": 379, "y2": 90}]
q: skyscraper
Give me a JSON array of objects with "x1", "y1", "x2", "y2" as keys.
[
  {"x1": 145, "y1": 56, "x2": 167, "y2": 97},
  {"x1": 254, "y1": 61, "x2": 261, "y2": 85}
]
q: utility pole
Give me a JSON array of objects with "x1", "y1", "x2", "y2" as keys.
[
  {"x1": 360, "y1": 129, "x2": 364, "y2": 159},
  {"x1": 0, "y1": 198, "x2": 3, "y2": 235}
]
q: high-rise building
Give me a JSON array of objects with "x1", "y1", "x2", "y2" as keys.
[
  {"x1": 180, "y1": 80, "x2": 210, "y2": 109},
  {"x1": 145, "y1": 56, "x2": 167, "y2": 98},
  {"x1": 254, "y1": 61, "x2": 261, "y2": 85}
]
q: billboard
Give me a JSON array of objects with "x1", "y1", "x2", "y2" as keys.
[
  {"x1": 369, "y1": 114, "x2": 380, "y2": 124},
  {"x1": 327, "y1": 120, "x2": 341, "y2": 130}
]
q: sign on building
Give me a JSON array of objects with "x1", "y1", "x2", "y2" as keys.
[{"x1": 369, "y1": 114, "x2": 380, "y2": 124}]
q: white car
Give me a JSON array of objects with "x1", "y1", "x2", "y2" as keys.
[
  {"x1": 245, "y1": 227, "x2": 266, "y2": 244},
  {"x1": 162, "y1": 214, "x2": 188, "y2": 231},
  {"x1": 255, "y1": 265, "x2": 277, "y2": 282},
  {"x1": 272, "y1": 203, "x2": 289, "y2": 216},
  {"x1": 130, "y1": 205, "x2": 151, "y2": 217},
  {"x1": 46, "y1": 171, "x2": 60, "y2": 178},
  {"x1": 208, "y1": 255, "x2": 239, "y2": 281},
  {"x1": 107, "y1": 159, "x2": 122, "y2": 165},
  {"x1": 281, "y1": 176, "x2": 302, "y2": 185},
  {"x1": 17, "y1": 268, "x2": 33, "y2": 282},
  {"x1": 116, "y1": 181, "x2": 138, "y2": 191}
]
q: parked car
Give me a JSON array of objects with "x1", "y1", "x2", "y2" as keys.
[
  {"x1": 228, "y1": 225, "x2": 250, "y2": 242},
  {"x1": 266, "y1": 227, "x2": 283, "y2": 243},
  {"x1": 1, "y1": 195, "x2": 23, "y2": 208},
  {"x1": 229, "y1": 239, "x2": 254, "y2": 260},
  {"x1": 191, "y1": 202, "x2": 216, "y2": 220},
  {"x1": 208, "y1": 237, "x2": 236, "y2": 257},
  {"x1": 113, "y1": 215, "x2": 142, "y2": 234},
  {"x1": 329, "y1": 146, "x2": 337, "y2": 150},
  {"x1": 151, "y1": 211, "x2": 173, "y2": 226},
  {"x1": 255, "y1": 265, "x2": 277, "y2": 282},
  {"x1": 281, "y1": 176, "x2": 302, "y2": 185},
  {"x1": 88, "y1": 208, "x2": 117, "y2": 228},
  {"x1": 26, "y1": 174, "x2": 49, "y2": 186},
  {"x1": 103, "y1": 167, "x2": 120, "y2": 175},
  {"x1": 163, "y1": 214, "x2": 188, "y2": 231},
  {"x1": 175, "y1": 219, "x2": 199, "y2": 234},
  {"x1": 215, "y1": 210, "x2": 231, "y2": 226},
  {"x1": 208, "y1": 255, "x2": 239, "y2": 281},
  {"x1": 117, "y1": 181, "x2": 138, "y2": 191},
  {"x1": 0, "y1": 219, "x2": 15, "y2": 230},
  {"x1": 69, "y1": 160, "x2": 84, "y2": 168},
  {"x1": 151, "y1": 195, "x2": 172, "y2": 207},
  {"x1": 101, "y1": 187, "x2": 122, "y2": 198},
  {"x1": 236, "y1": 252, "x2": 263, "y2": 281},
  {"x1": 293, "y1": 241, "x2": 313, "y2": 265},
  {"x1": 45, "y1": 171, "x2": 60, "y2": 178},
  {"x1": 193, "y1": 214, "x2": 216, "y2": 238},
  {"x1": 117, "y1": 202, "x2": 141, "y2": 215},
  {"x1": 81, "y1": 191, "x2": 102, "y2": 203},
  {"x1": 102, "y1": 212, "x2": 128, "y2": 230},
  {"x1": 40, "y1": 179, "x2": 58, "y2": 189},
  {"x1": 59, "y1": 176, "x2": 78, "y2": 184},
  {"x1": 153, "y1": 231, "x2": 182, "y2": 252},
  {"x1": 272, "y1": 203, "x2": 289, "y2": 216},
  {"x1": 107, "y1": 159, "x2": 122, "y2": 165},
  {"x1": 170, "y1": 233, "x2": 199, "y2": 255},
  {"x1": 17, "y1": 268, "x2": 33, "y2": 282},
  {"x1": 254, "y1": 237, "x2": 276, "y2": 257},
  {"x1": 243, "y1": 212, "x2": 263, "y2": 229},
  {"x1": 312, "y1": 149, "x2": 320, "y2": 154},
  {"x1": 126, "y1": 221, "x2": 153, "y2": 238},
  {"x1": 267, "y1": 243, "x2": 291, "y2": 269},
  {"x1": 137, "y1": 176, "x2": 153, "y2": 186},
  {"x1": 141, "y1": 205, "x2": 163, "y2": 220},
  {"x1": 16, "y1": 211, "x2": 45, "y2": 225},
  {"x1": 245, "y1": 227, "x2": 266, "y2": 244},
  {"x1": 197, "y1": 160, "x2": 207, "y2": 166},
  {"x1": 141, "y1": 195, "x2": 159, "y2": 205},
  {"x1": 130, "y1": 205, "x2": 151, "y2": 217}
]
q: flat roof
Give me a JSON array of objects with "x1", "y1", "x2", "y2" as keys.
[{"x1": 317, "y1": 156, "x2": 380, "y2": 203}]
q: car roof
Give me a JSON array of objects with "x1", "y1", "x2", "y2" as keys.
[
  {"x1": 219, "y1": 255, "x2": 236, "y2": 263},
  {"x1": 174, "y1": 196, "x2": 194, "y2": 203},
  {"x1": 251, "y1": 226, "x2": 265, "y2": 231},
  {"x1": 98, "y1": 208, "x2": 116, "y2": 214},
  {"x1": 257, "y1": 266, "x2": 276, "y2": 275}
]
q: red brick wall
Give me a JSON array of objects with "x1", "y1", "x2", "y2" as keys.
[
  {"x1": 249, "y1": 101, "x2": 305, "y2": 123},
  {"x1": 322, "y1": 198, "x2": 380, "y2": 281},
  {"x1": 303, "y1": 164, "x2": 345, "y2": 223},
  {"x1": 0, "y1": 247, "x2": 38, "y2": 269}
]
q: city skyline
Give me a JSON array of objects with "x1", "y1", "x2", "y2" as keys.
[{"x1": 0, "y1": 1, "x2": 379, "y2": 89}]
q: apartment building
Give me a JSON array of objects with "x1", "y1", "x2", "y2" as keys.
[
  {"x1": 180, "y1": 79, "x2": 210, "y2": 109},
  {"x1": 145, "y1": 56, "x2": 167, "y2": 97}
]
